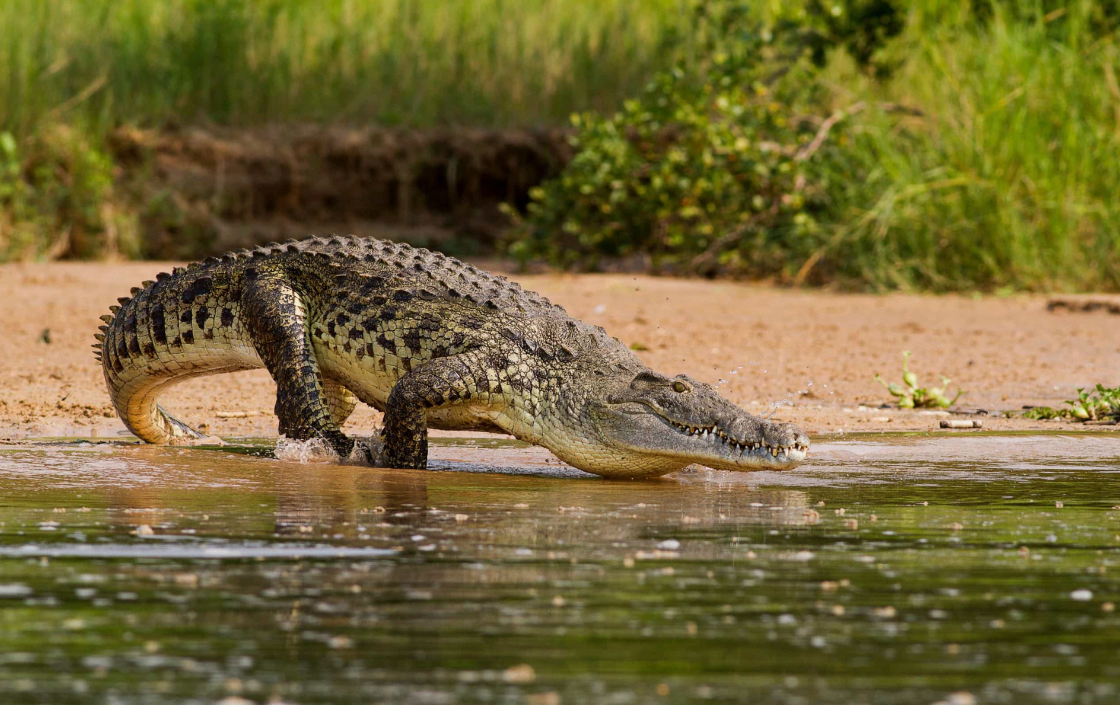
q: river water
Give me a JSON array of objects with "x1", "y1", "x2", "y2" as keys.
[{"x1": 1, "y1": 432, "x2": 1118, "y2": 704}]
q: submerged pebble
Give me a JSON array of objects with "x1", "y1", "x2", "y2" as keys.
[
  {"x1": 0, "y1": 584, "x2": 32, "y2": 598},
  {"x1": 502, "y1": 664, "x2": 536, "y2": 684}
]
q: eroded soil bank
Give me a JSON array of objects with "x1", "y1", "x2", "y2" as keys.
[
  {"x1": 3, "y1": 262, "x2": 1119, "y2": 440},
  {"x1": 110, "y1": 125, "x2": 570, "y2": 259}
]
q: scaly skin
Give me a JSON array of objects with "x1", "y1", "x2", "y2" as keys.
[{"x1": 95, "y1": 236, "x2": 809, "y2": 478}]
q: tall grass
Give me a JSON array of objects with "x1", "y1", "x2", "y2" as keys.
[
  {"x1": 4, "y1": 0, "x2": 1120, "y2": 292},
  {"x1": 813, "y1": 0, "x2": 1120, "y2": 290},
  {"x1": 0, "y1": 0, "x2": 702, "y2": 139}
]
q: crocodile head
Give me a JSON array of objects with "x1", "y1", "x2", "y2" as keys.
[{"x1": 553, "y1": 369, "x2": 810, "y2": 478}]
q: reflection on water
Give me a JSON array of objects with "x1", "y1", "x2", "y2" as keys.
[{"x1": 0, "y1": 433, "x2": 1119, "y2": 704}]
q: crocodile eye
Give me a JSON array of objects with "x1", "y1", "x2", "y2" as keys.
[{"x1": 672, "y1": 381, "x2": 688, "y2": 393}]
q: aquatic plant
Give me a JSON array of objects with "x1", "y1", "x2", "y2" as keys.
[
  {"x1": 1021, "y1": 384, "x2": 1120, "y2": 422},
  {"x1": 873, "y1": 350, "x2": 963, "y2": 409}
]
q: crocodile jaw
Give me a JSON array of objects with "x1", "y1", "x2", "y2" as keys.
[
  {"x1": 566, "y1": 369, "x2": 811, "y2": 476},
  {"x1": 657, "y1": 414, "x2": 809, "y2": 470},
  {"x1": 592, "y1": 402, "x2": 810, "y2": 473}
]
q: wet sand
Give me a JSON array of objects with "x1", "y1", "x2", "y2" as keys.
[{"x1": 3, "y1": 261, "x2": 1119, "y2": 440}]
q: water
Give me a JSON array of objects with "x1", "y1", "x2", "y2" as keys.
[{"x1": 1, "y1": 433, "x2": 1119, "y2": 704}]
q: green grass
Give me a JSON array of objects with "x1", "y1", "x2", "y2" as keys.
[
  {"x1": 511, "y1": 0, "x2": 1120, "y2": 291},
  {"x1": 811, "y1": 0, "x2": 1120, "y2": 290},
  {"x1": 4, "y1": 0, "x2": 1120, "y2": 293},
  {"x1": 0, "y1": 0, "x2": 704, "y2": 138}
]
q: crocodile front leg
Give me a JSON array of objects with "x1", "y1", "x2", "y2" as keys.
[
  {"x1": 382, "y1": 354, "x2": 481, "y2": 469},
  {"x1": 242, "y1": 265, "x2": 354, "y2": 458}
]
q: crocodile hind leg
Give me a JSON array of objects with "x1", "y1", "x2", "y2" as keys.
[
  {"x1": 322, "y1": 378, "x2": 358, "y2": 428},
  {"x1": 242, "y1": 267, "x2": 354, "y2": 458},
  {"x1": 323, "y1": 378, "x2": 378, "y2": 463},
  {"x1": 382, "y1": 354, "x2": 480, "y2": 469}
]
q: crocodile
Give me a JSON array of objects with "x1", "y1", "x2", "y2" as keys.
[{"x1": 94, "y1": 236, "x2": 809, "y2": 478}]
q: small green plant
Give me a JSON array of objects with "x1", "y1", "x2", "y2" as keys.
[
  {"x1": 874, "y1": 351, "x2": 964, "y2": 409},
  {"x1": 1021, "y1": 385, "x2": 1120, "y2": 422}
]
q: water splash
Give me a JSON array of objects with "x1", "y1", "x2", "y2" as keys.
[
  {"x1": 763, "y1": 399, "x2": 795, "y2": 419},
  {"x1": 274, "y1": 436, "x2": 384, "y2": 465},
  {"x1": 274, "y1": 437, "x2": 339, "y2": 463},
  {"x1": 351, "y1": 436, "x2": 385, "y2": 465}
]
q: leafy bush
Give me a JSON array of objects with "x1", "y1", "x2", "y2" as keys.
[
  {"x1": 507, "y1": 1, "x2": 1120, "y2": 292},
  {"x1": 504, "y1": 3, "x2": 848, "y2": 278},
  {"x1": 782, "y1": 0, "x2": 904, "y2": 75},
  {"x1": 0, "y1": 127, "x2": 138, "y2": 260}
]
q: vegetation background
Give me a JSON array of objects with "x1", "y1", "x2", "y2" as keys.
[{"x1": 2, "y1": 0, "x2": 1119, "y2": 292}]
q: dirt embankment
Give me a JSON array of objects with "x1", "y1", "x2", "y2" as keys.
[
  {"x1": 109, "y1": 125, "x2": 571, "y2": 259},
  {"x1": 3, "y1": 262, "x2": 1120, "y2": 441}
]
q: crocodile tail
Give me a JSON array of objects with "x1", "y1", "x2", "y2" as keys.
[{"x1": 98, "y1": 262, "x2": 262, "y2": 444}]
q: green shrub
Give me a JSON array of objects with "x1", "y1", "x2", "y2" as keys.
[
  {"x1": 0, "y1": 127, "x2": 138, "y2": 261},
  {"x1": 505, "y1": 5, "x2": 844, "y2": 278},
  {"x1": 508, "y1": 0, "x2": 1120, "y2": 291},
  {"x1": 779, "y1": 0, "x2": 905, "y2": 75}
]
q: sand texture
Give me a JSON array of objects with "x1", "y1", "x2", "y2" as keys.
[{"x1": 3, "y1": 262, "x2": 1118, "y2": 440}]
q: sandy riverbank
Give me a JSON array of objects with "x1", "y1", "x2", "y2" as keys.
[{"x1": 3, "y1": 262, "x2": 1118, "y2": 440}]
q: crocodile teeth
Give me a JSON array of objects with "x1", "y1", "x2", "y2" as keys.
[{"x1": 668, "y1": 420, "x2": 808, "y2": 459}]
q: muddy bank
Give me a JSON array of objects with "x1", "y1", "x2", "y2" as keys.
[
  {"x1": 109, "y1": 125, "x2": 571, "y2": 259},
  {"x1": 3, "y1": 262, "x2": 1119, "y2": 441}
]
